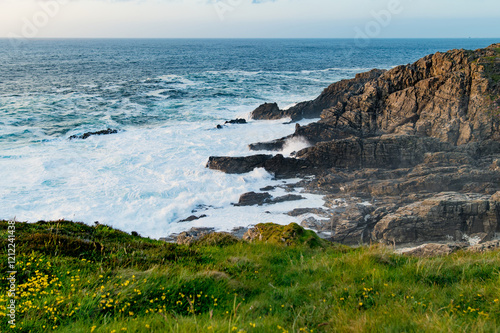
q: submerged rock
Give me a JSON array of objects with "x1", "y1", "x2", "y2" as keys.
[
  {"x1": 225, "y1": 118, "x2": 247, "y2": 125},
  {"x1": 216, "y1": 118, "x2": 248, "y2": 129},
  {"x1": 69, "y1": 128, "x2": 118, "y2": 140}
]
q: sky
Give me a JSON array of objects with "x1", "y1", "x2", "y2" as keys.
[{"x1": 0, "y1": 0, "x2": 499, "y2": 39}]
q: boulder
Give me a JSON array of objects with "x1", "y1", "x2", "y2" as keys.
[{"x1": 234, "y1": 192, "x2": 272, "y2": 206}]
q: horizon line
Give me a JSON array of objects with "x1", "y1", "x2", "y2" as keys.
[{"x1": 1, "y1": 37, "x2": 499, "y2": 40}]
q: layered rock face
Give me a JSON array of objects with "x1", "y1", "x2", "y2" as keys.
[
  {"x1": 372, "y1": 193, "x2": 500, "y2": 245},
  {"x1": 208, "y1": 44, "x2": 500, "y2": 247}
]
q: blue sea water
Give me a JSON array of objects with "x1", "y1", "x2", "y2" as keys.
[{"x1": 1, "y1": 38, "x2": 498, "y2": 236}]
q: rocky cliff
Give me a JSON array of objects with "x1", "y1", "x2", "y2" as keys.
[{"x1": 208, "y1": 44, "x2": 500, "y2": 247}]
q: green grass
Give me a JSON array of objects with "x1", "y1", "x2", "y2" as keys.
[{"x1": 1, "y1": 220, "x2": 500, "y2": 332}]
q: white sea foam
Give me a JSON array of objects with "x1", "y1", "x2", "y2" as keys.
[
  {"x1": 0, "y1": 64, "x2": 363, "y2": 238},
  {"x1": 280, "y1": 136, "x2": 312, "y2": 157},
  {"x1": 1, "y1": 118, "x2": 325, "y2": 238},
  {"x1": 283, "y1": 103, "x2": 297, "y2": 110}
]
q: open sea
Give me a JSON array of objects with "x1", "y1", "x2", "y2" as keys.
[{"x1": 1, "y1": 38, "x2": 498, "y2": 237}]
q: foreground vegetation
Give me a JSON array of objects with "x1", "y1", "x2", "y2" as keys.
[{"x1": 1, "y1": 220, "x2": 499, "y2": 332}]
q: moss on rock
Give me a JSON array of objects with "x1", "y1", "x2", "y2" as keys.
[{"x1": 243, "y1": 223, "x2": 325, "y2": 247}]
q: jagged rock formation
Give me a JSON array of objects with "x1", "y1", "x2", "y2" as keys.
[{"x1": 208, "y1": 44, "x2": 500, "y2": 247}]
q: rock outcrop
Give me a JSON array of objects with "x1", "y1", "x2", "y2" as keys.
[
  {"x1": 372, "y1": 192, "x2": 500, "y2": 245},
  {"x1": 251, "y1": 69, "x2": 386, "y2": 121},
  {"x1": 207, "y1": 44, "x2": 500, "y2": 247}
]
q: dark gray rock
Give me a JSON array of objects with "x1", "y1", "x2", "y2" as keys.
[
  {"x1": 270, "y1": 194, "x2": 305, "y2": 204},
  {"x1": 179, "y1": 215, "x2": 207, "y2": 223},
  {"x1": 234, "y1": 192, "x2": 272, "y2": 206},
  {"x1": 225, "y1": 118, "x2": 247, "y2": 125},
  {"x1": 206, "y1": 155, "x2": 272, "y2": 174},
  {"x1": 250, "y1": 69, "x2": 385, "y2": 122},
  {"x1": 69, "y1": 128, "x2": 118, "y2": 140},
  {"x1": 251, "y1": 102, "x2": 282, "y2": 120}
]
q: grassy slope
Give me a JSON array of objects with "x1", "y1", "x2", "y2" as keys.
[{"x1": 1, "y1": 220, "x2": 499, "y2": 333}]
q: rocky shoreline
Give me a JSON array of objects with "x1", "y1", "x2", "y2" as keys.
[{"x1": 171, "y1": 44, "x2": 500, "y2": 255}]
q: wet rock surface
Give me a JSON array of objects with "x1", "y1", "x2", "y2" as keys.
[
  {"x1": 178, "y1": 215, "x2": 207, "y2": 223},
  {"x1": 234, "y1": 192, "x2": 273, "y2": 206},
  {"x1": 234, "y1": 192, "x2": 305, "y2": 206},
  {"x1": 69, "y1": 128, "x2": 119, "y2": 140}
]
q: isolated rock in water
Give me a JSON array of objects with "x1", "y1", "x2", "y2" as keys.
[
  {"x1": 216, "y1": 118, "x2": 247, "y2": 129},
  {"x1": 69, "y1": 128, "x2": 118, "y2": 140},
  {"x1": 234, "y1": 192, "x2": 272, "y2": 206},
  {"x1": 225, "y1": 118, "x2": 247, "y2": 125},
  {"x1": 178, "y1": 215, "x2": 207, "y2": 223},
  {"x1": 235, "y1": 192, "x2": 305, "y2": 206}
]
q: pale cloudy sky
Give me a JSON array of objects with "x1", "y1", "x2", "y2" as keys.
[{"x1": 1, "y1": 0, "x2": 499, "y2": 38}]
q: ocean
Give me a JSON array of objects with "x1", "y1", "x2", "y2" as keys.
[{"x1": 1, "y1": 38, "x2": 498, "y2": 237}]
